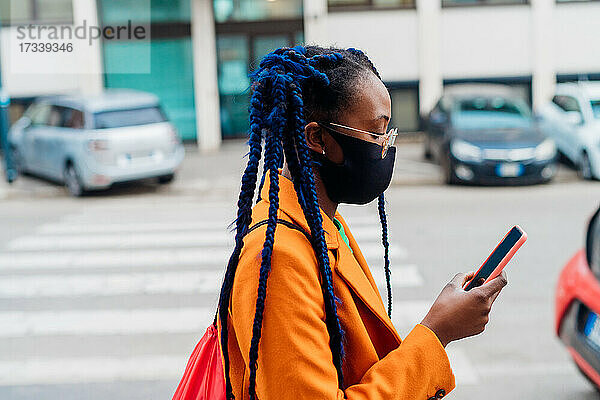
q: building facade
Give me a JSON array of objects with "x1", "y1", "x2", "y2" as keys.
[{"x1": 1, "y1": 0, "x2": 599, "y2": 151}]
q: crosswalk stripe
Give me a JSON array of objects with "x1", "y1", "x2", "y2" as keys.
[
  {"x1": 0, "y1": 244, "x2": 406, "y2": 271},
  {"x1": 0, "y1": 351, "x2": 483, "y2": 387},
  {"x1": 7, "y1": 231, "x2": 235, "y2": 251},
  {"x1": 370, "y1": 264, "x2": 423, "y2": 288},
  {"x1": 0, "y1": 355, "x2": 188, "y2": 386},
  {"x1": 0, "y1": 270, "x2": 224, "y2": 298},
  {"x1": 0, "y1": 299, "x2": 435, "y2": 338},
  {"x1": 0, "y1": 264, "x2": 422, "y2": 299},
  {"x1": 0, "y1": 308, "x2": 213, "y2": 337},
  {"x1": 38, "y1": 221, "x2": 231, "y2": 234},
  {"x1": 0, "y1": 300, "x2": 479, "y2": 387},
  {"x1": 0, "y1": 248, "x2": 233, "y2": 270},
  {"x1": 8, "y1": 227, "x2": 387, "y2": 251},
  {"x1": 38, "y1": 220, "x2": 389, "y2": 235}
]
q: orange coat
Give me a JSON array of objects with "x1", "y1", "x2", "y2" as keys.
[{"x1": 218, "y1": 172, "x2": 455, "y2": 399}]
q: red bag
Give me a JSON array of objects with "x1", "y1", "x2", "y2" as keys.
[{"x1": 172, "y1": 322, "x2": 226, "y2": 400}]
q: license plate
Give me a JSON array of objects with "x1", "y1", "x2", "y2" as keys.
[
  {"x1": 496, "y1": 163, "x2": 523, "y2": 177},
  {"x1": 584, "y1": 312, "x2": 600, "y2": 348}
]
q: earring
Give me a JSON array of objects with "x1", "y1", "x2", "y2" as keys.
[{"x1": 322, "y1": 149, "x2": 326, "y2": 155}]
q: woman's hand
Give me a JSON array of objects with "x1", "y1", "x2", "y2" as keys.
[{"x1": 420, "y1": 271, "x2": 508, "y2": 347}]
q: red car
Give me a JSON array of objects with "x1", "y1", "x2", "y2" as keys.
[{"x1": 556, "y1": 205, "x2": 600, "y2": 390}]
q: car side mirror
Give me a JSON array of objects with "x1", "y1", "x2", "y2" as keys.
[
  {"x1": 20, "y1": 116, "x2": 32, "y2": 129},
  {"x1": 430, "y1": 112, "x2": 447, "y2": 125},
  {"x1": 586, "y1": 207, "x2": 600, "y2": 277},
  {"x1": 565, "y1": 111, "x2": 583, "y2": 126}
]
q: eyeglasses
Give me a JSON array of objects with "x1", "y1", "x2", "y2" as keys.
[{"x1": 318, "y1": 122, "x2": 399, "y2": 159}]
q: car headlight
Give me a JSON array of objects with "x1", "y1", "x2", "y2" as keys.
[
  {"x1": 450, "y1": 139, "x2": 482, "y2": 162},
  {"x1": 534, "y1": 139, "x2": 556, "y2": 161}
]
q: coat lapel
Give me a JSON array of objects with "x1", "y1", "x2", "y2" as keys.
[
  {"x1": 259, "y1": 171, "x2": 401, "y2": 344},
  {"x1": 333, "y1": 213, "x2": 402, "y2": 344}
]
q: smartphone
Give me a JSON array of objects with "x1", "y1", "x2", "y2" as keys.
[{"x1": 463, "y1": 225, "x2": 527, "y2": 291}]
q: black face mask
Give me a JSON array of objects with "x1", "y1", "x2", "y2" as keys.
[{"x1": 314, "y1": 129, "x2": 396, "y2": 205}]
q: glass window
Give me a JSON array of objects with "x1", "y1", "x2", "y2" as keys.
[
  {"x1": 217, "y1": 35, "x2": 250, "y2": 137},
  {"x1": 590, "y1": 100, "x2": 600, "y2": 119},
  {"x1": 452, "y1": 97, "x2": 533, "y2": 130},
  {"x1": 552, "y1": 95, "x2": 581, "y2": 113},
  {"x1": 36, "y1": 0, "x2": 73, "y2": 23},
  {"x1": 442, "y1": 0, "x2": 527, "y2": 5},
  {"x1": 588, "y1": 208, "x2": 600, "y2": 278},
  {"x1": 214, "y1": 0, "x2": 302, "y2": 23},
  {"x1": 1, "y1": 0, "x2": 72, "y2": 25},
  {"x1": 389, "y1": 87, "x2": 419, "y2": 132},
  {"x1": 103, "y1": 39, "x2": 197, "y2": 139},
  {"x1": 62, "y1": 108, "x2": 85, "y2": 129},
  {"x1": 328, "y1": 0, "x2": 414, "y2": 9},
  {"x1": 252, "y1": 35, "x2": 290, "y2": 67},
  {"x1": 48, "y1": 106, "x2": 64, "y2": 127},
  {"x1": 94, "y1": 107, "x2": 166, "y2": 129},
  {"x1": 28, "y1": 103, "x2": 52, "y2": 126},
  {"x1": 101, "y1": 0, "x2": 187, "y2": 24}
]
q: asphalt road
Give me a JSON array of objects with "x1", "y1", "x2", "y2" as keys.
[{"x1": 0, "y1": 147, "x2": 599, "y2": 399}]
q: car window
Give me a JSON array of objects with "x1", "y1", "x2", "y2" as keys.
[
  {"x1": 93, "y1": 106, "x2": 166, "y2": 129},
  {"x1": 588, "y1": 208, "x2": 600, "y2": 278},
  {"x1": 61, "y1": 107, "x2": 85, "y2": 129},
  {"x1": 552, "y1": 95, "x2": 581, "y2": 113},
  {"x1": 452, "y1": 96, "x2": 532, "y2": 130},
  {"x1": 29, "y1": 103, "x2": 52, "y2": 126},
  {"x1": 48, "y1": 106, "x2": 64, "y2": 127},
  {"x1": 591, "y1": 100, "x2": 600, "y2": 120}
]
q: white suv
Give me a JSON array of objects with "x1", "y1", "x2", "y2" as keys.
[{"x1": 537, "y1": 82, "x2": 600, "y2": 180}]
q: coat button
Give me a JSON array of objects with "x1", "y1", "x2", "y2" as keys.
[{"x1": 435, "y1": 389, "x2": 446, "y2": 398}]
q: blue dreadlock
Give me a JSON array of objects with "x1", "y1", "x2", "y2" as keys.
[
  {"x1": 346, "y1": 47, "x2": 393, "y2": 318},
  {"x1": 217, "y1": 45, "x2": 392, "y2": 400}
]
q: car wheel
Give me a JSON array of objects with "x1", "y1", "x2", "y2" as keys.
[
  {"x1": 423, "y1": 137, "x2": 433, "y2": 161},
  {"x1": 9, "y1": 145, "x2": 25, "y2": 174},
  {"x1": 578, "y1": 152, "x2": 594, "y2": 180},
  {"x1": 442, "y1": 154, "x2": 458, "y2": 185},
  {"x1": 157, "y1": 173, "x2": 175, "y2": 184},
  {"x1": 64, "y1": 163, "x2": 85, "y2": 197},
  {"x1": 575, "y1": 363, "x2": 600, "y2": 393}
]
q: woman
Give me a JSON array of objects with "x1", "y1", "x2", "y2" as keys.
[{"x1": 217, "y1": 45, "x2": 507, "y2": 400}]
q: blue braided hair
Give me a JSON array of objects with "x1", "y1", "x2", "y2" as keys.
[
  {"x1": 217, "y1": 45, "x2": 391, "y2": 399},
  {"x1": 347, "y1": 47, "x2": 392, "y2": 317}
]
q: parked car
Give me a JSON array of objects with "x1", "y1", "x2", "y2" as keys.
[
  {"x1": 555, "y1": 205, "x2": 600, "y2": 391},
  {"x1": 536, "y1": 82, "x2": 600, "y2": 180},
  {"x1": 425, "y1": 84, "x2": 557, "y2": 185},
  {"x1": 8, "y1": 89, "x2": 185, "y2": 196}
]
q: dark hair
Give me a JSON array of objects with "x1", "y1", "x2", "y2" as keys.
[{"x1": 217, "y1": 45, "x2": 392, "y2": 400}]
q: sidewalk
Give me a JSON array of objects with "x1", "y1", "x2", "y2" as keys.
[
  {"x1": 173, "y1": 137, "x2": 441, "y2": 198},
  {"x1": 0, "y1": 138, "x2": 579, "y2": 200}
]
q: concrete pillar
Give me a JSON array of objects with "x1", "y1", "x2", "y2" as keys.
[
  {"x1": 191, "y1": 0, "x2": 221, "y2": 152},
  {"x1": 72, "y1": 0, "x2": 104, "y2": 95},
  {"x1": 303, "y1": 0, "x2": 328, "y2": 45},
  {"x1": 531, "y1": 0, "x2": 556, "y2": 109},
  {"x1": 416, "y1": 0, "x2": 443, "y2": 118}
]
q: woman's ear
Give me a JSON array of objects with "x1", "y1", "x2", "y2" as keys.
[{"x1": 305, "y1": 122, "x2": 325, "y2": 154}]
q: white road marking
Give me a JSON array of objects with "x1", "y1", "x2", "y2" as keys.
[
  {"x1": 0, "y1": 264, "x2": 422, "y2": 298},
  {"x1": 0, "y1": 355, "x2": 188, "y2": 386},
  {"x1": 370, "y1": 264, "x2": 424, "y2": 288},
  {"x1": 0, "y1": 308, "x2": 213, "y2": 337},
  {"x1": 391, "y1": 300, "x2": 480, "y2": 386},
  {"x1": 0, "y1": 270, "x2": 224, "y2": 298},
  {"x1": 38, "y1": 221, "x2": 230, "y2": 234},
  {"x1": 359, "y1": 243, "x2": 407, "y2": 260},
  {"x1": 7, "y1": 231, "x2": 235, "y2": 251},
  {"x1": 477, "y1": 361, "x2": 579, "y2": 377},
  {"x1": 445, "y1": 348, "x2": 480, "y2": 385},
  {"x1": 0, "y1": 248, "x2": 232, "y2": 270}
]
